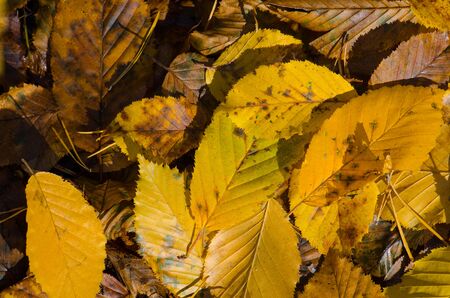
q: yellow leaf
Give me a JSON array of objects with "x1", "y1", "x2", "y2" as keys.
[
  {"x1": 204, "y1": 199, "x2": 300, "y2": 297},
  {"x1": 408, "y1": 0, "x2": 450, "y2": 31},
  {"x1": 295, "y1": 183, "x2": 379, "y2": 254},
  {"x1": 206, "y1": 29, "x2": 302, "y2": 102},
  {"x1": 422, "y1": 124, "x2": 450, "y2": 172},
  {"x1": 386, "y1": 246, "x2": 450, "y2": 297},
  {"x1": 190, "y1": 114, "x2": 286, "y2": 233},
  {"x1": 267, "y1": 0, "x2": 415, "y2": 59},
  {"x1": 25, "y1": 172, "x2": 106, "y2": 298},
  {"x1": 107, "y1": 96, "x2": 197, "y2": 163},
  {"x1": 379, "y1": 171, "x2": 450, "y2": 229},
  {"x1": 133, "y1": 156, "x2": 202, "y2": 295},
  {"x1": 302, "y1": 250, "x2": 384, "y2": 297},
  {"x1": 51, "y1": 0, "x2": 155, "y2": 151},
  {"x1": 290, "y1": 86, "x2": 444, "y2": 208},
  {"x1": 217, "y1": 60, "x2": 355, "y2": 139},
  {"x1": 1, "y1": 277, "x2": 47, "y2": 298}
]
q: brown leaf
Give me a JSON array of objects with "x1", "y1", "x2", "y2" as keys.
[
  {"x1": 0, "y1": 234, "x2": 23, "y2": 280},
  {"x1": 162, "y1": 52, "x2": 209, "y2": 103},
  {"x1": 97, "y1": 273, "x2": 129, "y2": 298},
  {"x1": 0, "y1": 276, "x2": 48, "y2": 297},
  {"x1": 370, "y1": 31, "x2": 450, "y2": 85},
  {"x1": 51, "y1": 0, "x2": 156, "y2": 151},
  {"x1": 0, "y1": 84, "x2": 64, "y2": 170},
  {"x1": 190, "y1": 0, "x2": 246, "y2": 55}
]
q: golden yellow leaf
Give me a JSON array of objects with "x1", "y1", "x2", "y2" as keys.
[
  {"x1": 295, "y1": 183, "x2": 379, "y2": 255},
  {"x1": 51, "y1": 0, "x2": 155, "y2": 151},
  {"x1": 266, "y1": 0, "x2": 415, "y2": 59},
  {"x1": 408, "y1": 0, "x2": 450, "y2": 31},
  {"x1": 290, "y1": 86, "x2": 444, "y2": 208},
  {"x1": 190, "y1": 114, "x2": 286, "y2": 233},
  {"x1": 107, "y1": 96, "x2": 197, "y2": 163},
  {"x1": 133, "y1": 156, "x2": 202, "y2": 295},
  {"x1": 204, "y1": 199, "x2": 300, "y2": 297},
  {"x1": 25, "y1": 172, "x2": 106, "y2": 298},
  {"x1": 422, "y1": 124, "x2": 450, "y2": 172},
  {"x1": 217, "y1": 60, "x2": 355, "y2": 139},
  {"x1": 206, "y1": 29, "x2": 302, "y2": 102},
  {"x1": 0, "y1": 277, "x2": 47, "y2": 298},
  {"x1": 386, "y1": 246, "x2": 450, "y2": 297},
  {"x1": 379, "y1": 171, "x2": 450, "y2": 229},
  {"x1": 302, "y1": 250, "x2": 384, "y2": 297}
]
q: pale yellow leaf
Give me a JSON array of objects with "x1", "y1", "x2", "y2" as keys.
[{"x1": 25, "y1": 172, "x2": 106, "y2": 298}]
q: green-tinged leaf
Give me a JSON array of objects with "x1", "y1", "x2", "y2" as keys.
[
  {"x1": 379, "y1": 171, "x2": 450, "y2": 229},
  {"x1": 290, "y1": 86, "x2": 444, "y2": 208},
  {"x1": 190, "y1": 114, "x2": 286, "y2": 233},
  {"x1": 25, "y1": 172, "x2": 106, "y2": 298},
  {"x1": 107, "y1": 96, "x2": 198, "y2": 163},
  {"x1": 302, "y1": 250, "x2": 384, "y2": 297},
  {"x1": 386, "y1": 247, "x2": 450, "y2": 297},
  {"x1": 204, "y1": 199, "x2": 300, "y2": 297},
  {"x1": 134, "y1": 156, "x2": 202, "y2": 295},
  {"x1": 206, "y1": 29, "x2": 302, "y2": 102},
  {"x1": 295, "y1": 182, "x2": 379, "y2": 254},
  {"x1": 217, "y1": 60, "x2": 355, "y2": 139},
  {"x1": 265, "y1": 0, "x2": 415, "y2": 58}
]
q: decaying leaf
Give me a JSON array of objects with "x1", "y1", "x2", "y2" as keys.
[
  {"x1": 370, "y1": 31, "x2": 450, "y2": 85},
  {"x1": 162, "y1": 52, "x2": 209, "y2": 104},
  {"x1": 0, "y1": 84, "x2": 64, "y2": 170},
  {"x1": 51, "y1": 0, "x2": 155, "y2": 151},
  {"x1": 302, "y1": 250, "x2": 384, "y2": 297},
  {"x1": 386, "y1": 246, "x2": 450, "y2": 297},
  {"x1": 204, "y1": 199, "x2": 300, "y2": 297},
  {"x1": 100, "y1": 201, "x2": 134, "y2": 243},
  {"x1": 290, "y1": 86, "x2": 444, "y2": 208},
  {"x1": 408, "y1": 0, "x2": 450, "y2": 31},
  {"x1": 265, "y1": 0, "x2": 416, "y2": 58},
  {"x1": 190, "y1": 0, "x2": 246, "y2": 55},
  {"x1": 378, "y1": 171, "x2": 450, "y2": 229},
  {"x1": 25, "y1": 172, "x2": 106, "y2": 298},
  {"x1": 133, "y1": 157, "x2": 202, "y2": 295},
  {"x1": 97, "y1": 273, "x2": 129, "y2": 298},
  {"x1": 190, "y1": 114, "x2": 286, "y2": 233},
  {"x1": 0, "y1": 234, "x2": 23, "y2": 281},
  {"x1": 295, "y1": 182, "x2": 379, "y2": 254},
  {"x1": 206, "y1": 29, "x2": 302, "y2": 102},
  {"x1": 217, "y1": 60, "x2": 355, "y2": 139},
  {"x1": 0, "y1": 276, "x2": 47, "y2": 297},
  {"x1": 107, "y1": 96, "x2": 198, "y2": 163}
]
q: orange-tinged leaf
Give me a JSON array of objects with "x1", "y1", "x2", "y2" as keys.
[
  {"x1": 370, "y1": 31, "x2": 450, "y2": 85},
  {"x1": 265, "y1": 0, "x2": 415, "y2": 58},
  {"x1": 51, "y1": 0, "x2": 155, "y2": 151},
  {"x1": 107, "y1": 96, "x2": 197, "y2": 163},
  {"x1": 204, "y1": 200, "x2": 300, "y2": 297},
  {"x1": 25, "y1": 172, "x2": 106, "y2": 298},
  {"x1": 302, "y1": 250, "x2": 384, "y2": 297},
  {"x1": 290, "y1": 86, "x2": 444, "y2": 208}
]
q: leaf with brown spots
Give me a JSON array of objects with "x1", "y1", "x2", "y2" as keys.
[
  {"x1": 216, "y1": 60, "x2": 355, "y2": 139},
  {"x1": 264, "y1": 0, "x2": 416, "y2": 59},
  {"x1": 51, "y1": 0, "x2": 156, "y2": 151},
  {"x1": 370, "y1": 31, "x2": 450, "y2": 85},
  {"x1": 295, "y1": 182, "x2": 379, "y2": 255},
  {"x1": 106, "y1": 96, "x2": 198, "y2": 163},
  {"x1": 290, "y1": 86, "x2": 444, "y2": 210},
  {"x1": 0, "y1": 84, "x2": 64, "y2": 170},
  {"x1": 408, "y1": 0, "x2": 450, "y2": 31}
]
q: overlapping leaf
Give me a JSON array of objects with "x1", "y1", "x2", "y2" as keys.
[
  {"x1": 204, "y1": 199, "x2": 300, "y2": 297},
  {"x1": 379, "y1": 171, "x2": 450, "y2": 229},
  {"x1": 295, "y1": 183, "x2": 379, "y2": 254},
  {"x1": 217, "y1": 60, "x2": 355, "y2": 139},
  {"x1": 370, "y1": 31, "x2": 450, "y2": 85},
  {"x1": 107, "y1": 96, "x2": 197, "y2": 163},
  {"x1": 51, "y1": 0, "x2": 155, "y2": 151},
  {"x1": 0, "y1": 84, "x2": 64, "y2": 170},
  {"x1": 190, "y1": 114, "x2": 287, "y2": 233},
  {"x1": 422, "y1": 124, "x2": 450, "y2": 172},
  {"x1": 25, "y1": 172, "x2": 106, "y2": 298},
  {"x1": 206, "y1": 29, "x2": 302, "y2": 102},
  {"x1": 290, "y1": 86, "x2": 444, "y2": 208},
  {"x1": 386, "y1": 246, "x2": 450, "y2": 297},
  {"x1": 265, "y1": 0, "x2": 416, "y2": 58},
  {"x1": 133, "y1": 157, "x2": 202, "y2": 295},
  {"x1": 408, "y1": 0, "x2": 450, "y2": 31},
  {"x1": 1, "y1": 277, "x2": 47, "y2": 297},
  {"x1": 302, "y1": 250, "x2": 384, "y2": 297}
]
